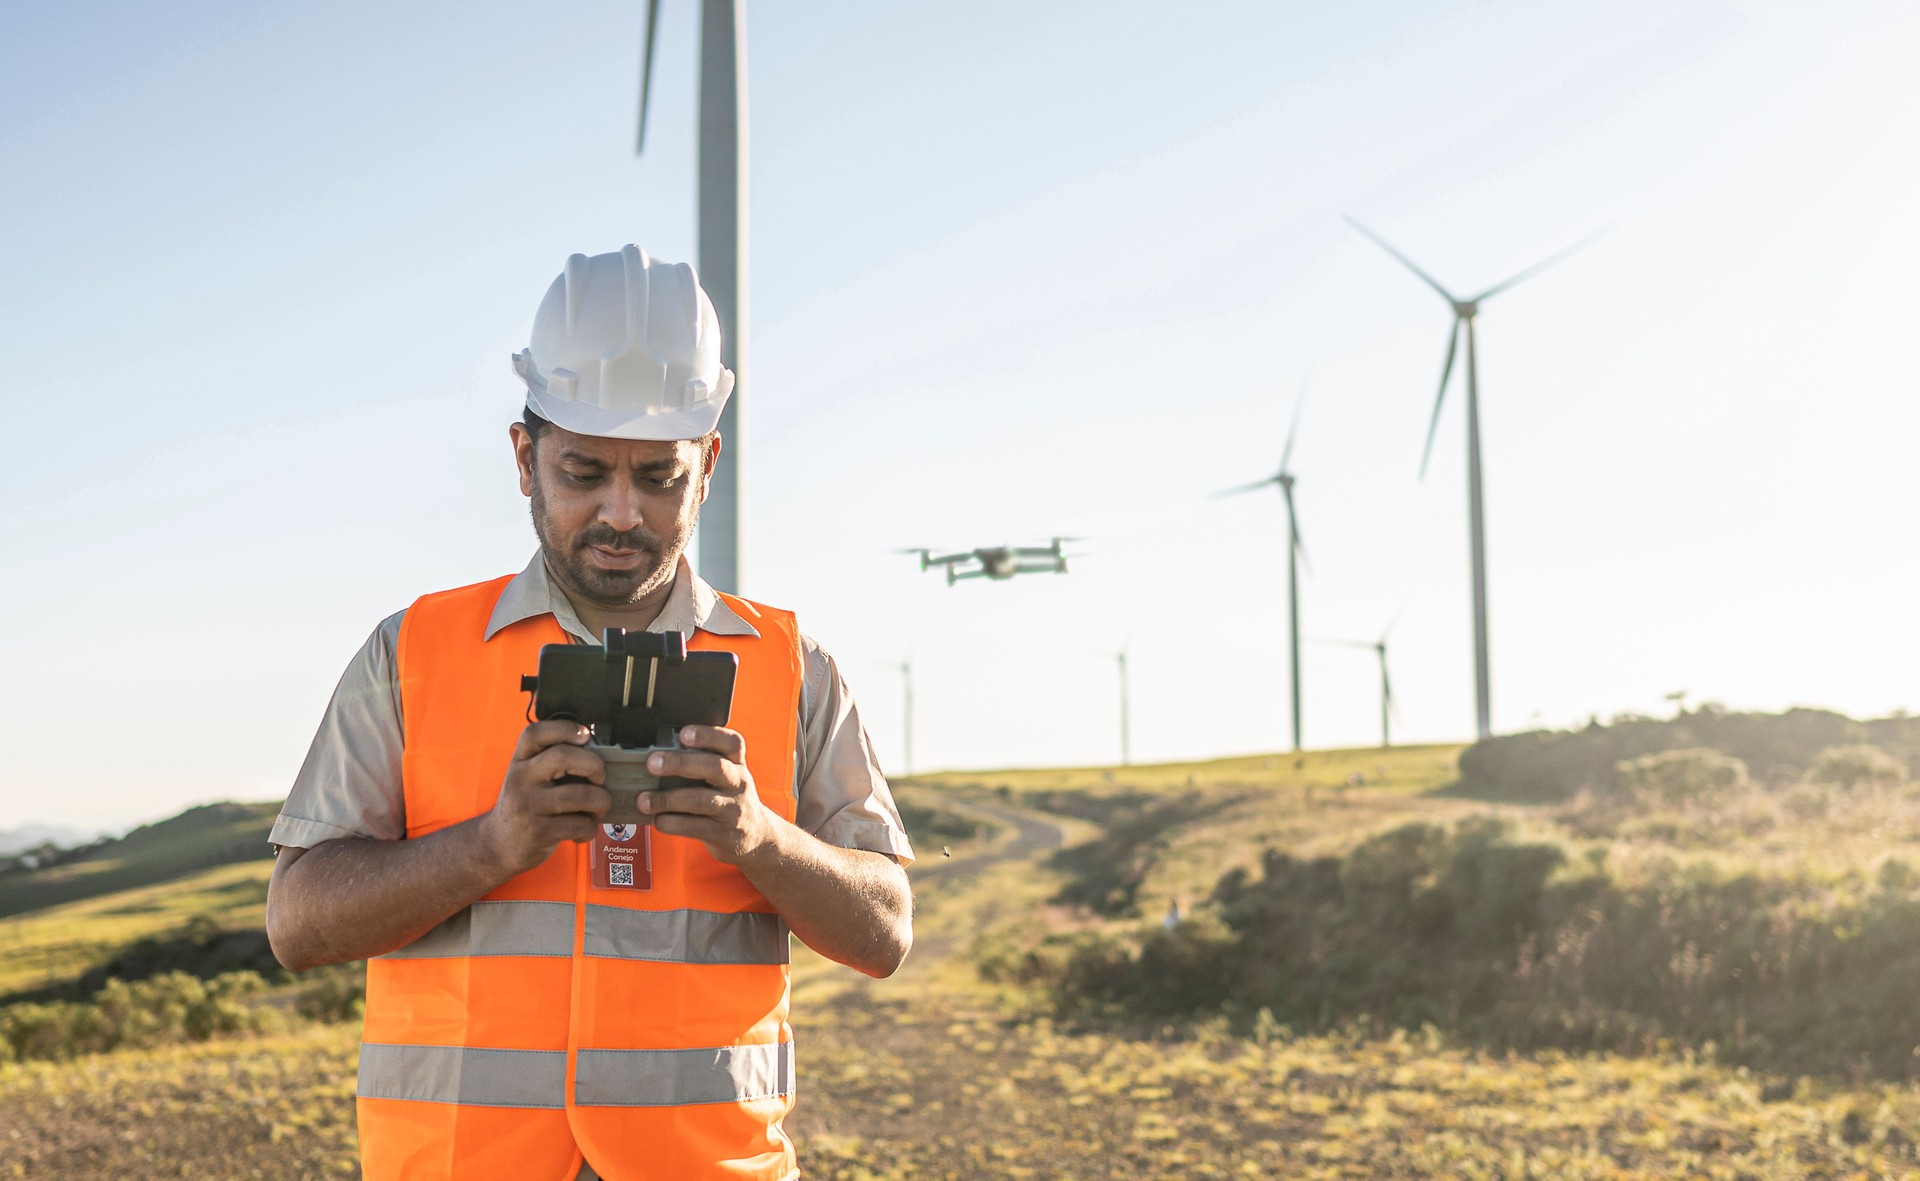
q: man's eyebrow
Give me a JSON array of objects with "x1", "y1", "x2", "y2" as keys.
[
  {"x1": 556, "y1": 449, "x2": 611, "y2": 468},
  {"x1": 630, "y1": 457, "x2": 688, "y2": 475}
]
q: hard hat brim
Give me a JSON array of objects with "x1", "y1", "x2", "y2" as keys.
[{"x1": 525, "y1": 379, "x2": 730, "y2": 441}]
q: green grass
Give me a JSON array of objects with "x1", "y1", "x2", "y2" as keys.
[
  {"x1": 0, "y1": 801, "x2": 277, "y2": 920},
  {"x1": 0, "y1": 860, "x2": 273, "y2": 997}
]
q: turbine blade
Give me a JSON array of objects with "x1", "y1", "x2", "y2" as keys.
[
  {"x1": 1310, "y1": 637, "x2": 1375, "y2": 649},
  {"x1": 1285, "y1": 494, "x2": 1311, "y2": 577},
  {"x1": 1212, "y1": 477, "x2": 1279, "y2": 499},
  {"x1": 1344, "y1": 216, "x2": 1458, "y2": 304},
  {"x1": 636, "y1": 0, "x2": 662, "y2": 155},
  {"x1": 1419, "y1": 321, "x2": 1460, "y2": 479},
  {"x1": 1472, "y1": 225, "x2": 1614, "y2": 303},
  {"x1": 1278, "y1": 368, "x2": 1310, "y2": 474}
]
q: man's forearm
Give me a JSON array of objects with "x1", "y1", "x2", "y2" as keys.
[
  {"x1": 737, "y1": 823, "x2": 912, "y2": 979},
  {"x1": 266, "y1": 819, "x2": 514, "y2": 971}
]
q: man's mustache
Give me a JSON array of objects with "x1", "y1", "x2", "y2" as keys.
[{"x1": 578, "y1": 525, "x2": 663, "y2": 552}]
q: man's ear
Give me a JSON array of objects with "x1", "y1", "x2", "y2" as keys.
[
  {"x1": 697, "y1": 434, "x2": 723, "y2": 505},
  {"x1": 510, "y1": 423, "x2": 536, "y2": 497}
]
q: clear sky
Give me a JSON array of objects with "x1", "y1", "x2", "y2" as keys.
[{"x1": 3, "y1": 0, "x2": 1917, "y2": 833}]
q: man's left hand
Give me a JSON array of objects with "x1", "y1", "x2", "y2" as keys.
[{"x1": 640, "y1": 725, "x2": 778, "y2": 865}]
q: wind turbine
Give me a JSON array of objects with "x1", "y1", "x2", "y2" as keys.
[
  {"x1": 639, "y1": 0, "x2": 748, "y2": 592},
  {"x1": 1314, "y1": 622, "x2": 1398, "y2": 749},
  {"x1": 1345, "y1": 217, "x2": 1606, "y2": 740},
  {"x1": 1115, "y1": 643, "x2": 1133, "y2": 767},
  {"x1": 1216, "y1": 374, "x2": 1311, "y2": 752}
]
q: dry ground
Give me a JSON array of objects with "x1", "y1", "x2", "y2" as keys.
[{"x1": 10, "y1": 759, "x2": 1920, "y2": 1177}]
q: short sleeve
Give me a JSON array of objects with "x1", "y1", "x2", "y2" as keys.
[
  {"x1": 793, "y1": 635, "x2": 915, "y2": 864},
  {"x1": 269, "y1": 611, "x2": 409, "y2": 848}
]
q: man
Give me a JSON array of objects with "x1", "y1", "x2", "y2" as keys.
[{"x1": 266, "y1": 245, "x2": 915, "y2": 1181}]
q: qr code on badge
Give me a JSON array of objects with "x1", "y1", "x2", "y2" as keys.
[{"x1": 609, "y1": 863, "x2": 634, "y2": 887}]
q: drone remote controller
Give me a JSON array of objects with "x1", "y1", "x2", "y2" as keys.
[{"x1": 520, "y1": 629, "x2": 738, "y2": 826}]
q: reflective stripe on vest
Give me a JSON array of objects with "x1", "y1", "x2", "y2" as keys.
[
  {"x1": 379, "y1": 900, "x2": 790, "y2": 965},
  {"x1": 359, "y1": 575, "x2": 805, "y2": 1181},
  {"x1": 358, "y1": 1041, "x2": 797, "y2": 1109}
]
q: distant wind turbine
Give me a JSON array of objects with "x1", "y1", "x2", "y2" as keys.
[
  {"x1": 1115, "y1": 643, "x2": 1133, "y2": 767},
  {"x1": 1314, "y1": 621, "x2": 1399, "y2": 749},
  {"x1": 1217, "y1": 373, "x2": 1312, "y2": 752},
  {"x1": 639, "y1": 0, "x2": 748, "y2": 592},
  {"x1": 1345, "y1": 217, "x2": 1607, "y2": 740}
]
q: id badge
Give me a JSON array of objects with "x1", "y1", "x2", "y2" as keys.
[{"x1": 591, "y1": 822, "x2": 652, "y2": 890}]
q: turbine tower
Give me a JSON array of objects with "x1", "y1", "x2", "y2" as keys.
[
  {"x1": 1115, "y1": 644, "x2": 1133, "y2": 767},
  {"x1": 1217, "y1": 375, "x2": 1311, "y2": 752},
  {"x1": 1315, "y1": 624, "x2": 1397, "y2": 749},
  {"x1": 639, "y1": 0, "x2": 748, "y2": 592},
  {"x1": 1346, "y1": 218, "x2": 1605, "y2": 740}
]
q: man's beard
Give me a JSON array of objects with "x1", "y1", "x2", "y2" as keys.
[{"x1": 530, "y1": 485, "x2": 687, "y2": 608}]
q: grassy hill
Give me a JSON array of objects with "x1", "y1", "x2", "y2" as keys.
[
  {"x1": 913, "y1": 742, "x2": 1471, "y2": 922},
  {"x1": 12, "y1": 725, "x2": 1920, "y2": 1176},
  {"x1": 0, "y1": 801, "x2": 277, "y2": 921}
]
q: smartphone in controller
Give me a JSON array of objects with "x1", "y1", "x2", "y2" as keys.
[{"x1": 520, "y1": 629, "x2": 739, "y2": 826}]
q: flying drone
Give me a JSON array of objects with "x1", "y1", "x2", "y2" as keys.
[{"x1": 904, "y1": 538, "x2": 1078, "y2": 586}]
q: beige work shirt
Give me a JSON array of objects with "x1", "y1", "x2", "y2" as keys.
[{"x1": 270, "y1": 553, "x2": 914, "y2": 863}]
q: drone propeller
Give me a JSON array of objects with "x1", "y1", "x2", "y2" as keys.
[{"x1": 895, "y1": 547, "x2": 947, "y2": 573}]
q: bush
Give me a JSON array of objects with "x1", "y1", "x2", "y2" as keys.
[
  {"x1": 0, "y1": 971, "x2": 280, "y2": 1062},
  {"x1": 1811, "y1": 745, "x2": 1908, "y2": 791},
  {"x1": 1456, "y1": 707, "x2": 1891, "y2": 801},
  {"x1": 1616, "y1": 748, "x2": 1749, "y2": 806},
  {"x1": 295, "y1": 962, "x2": 366, "y2": 1023},
  {"x1": 1045, "y1": 792, "x2": 1243, "y2": 917},
  {"x1": 1036, "y1": 814, "x2": 1920, "y2": 1079}
]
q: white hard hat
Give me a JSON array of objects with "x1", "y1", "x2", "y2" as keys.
[{"x1": 512, "y1": 245, "x2": 735, "y2": 441}]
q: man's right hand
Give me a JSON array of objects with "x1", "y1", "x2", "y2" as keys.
[{"x1": 480, "y1": 720, "x2": 612, "y2": 875}]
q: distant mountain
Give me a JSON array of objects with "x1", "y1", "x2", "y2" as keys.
[
  {"x1": 0, "y1": 823, "x2": 96, "y2": 856},
  {"x1": 0, "y1": 802, "x2": 279, "y2": 919}
]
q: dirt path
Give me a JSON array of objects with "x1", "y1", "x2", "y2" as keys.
[
  {"x1": 907, "y1": 797, "x2": 1064, "y2": 969},
  {"x1": 906, "y1": 795, "x2": 1066, "y2": 889}
]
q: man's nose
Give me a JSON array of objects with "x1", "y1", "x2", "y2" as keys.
[{"x1": 598, "y1": 482, "x2": 647, "y2": 533}]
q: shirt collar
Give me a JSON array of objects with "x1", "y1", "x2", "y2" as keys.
[{"x1": 484, "y1": 552, "x2": 758, "y2": 642}]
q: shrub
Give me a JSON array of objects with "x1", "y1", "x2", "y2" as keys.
[
  {"x1": 1035, "y1": 813, "x2": 1920, "y2": 1079},
  {"x1": 1455, "y1": 707, "x2": 1892, "y2": 801},
  {"x1": 1811, "y1": 745, "x2": 1908, "y2": 791},
  {"x1": 1616, "y1": 748, "x2": 1749, "y2": 806},
  {"x1": 1046, "y1": 792, "x2": 1243, "y2": 917},
  {"x1": 0, "y1": 971, "x2": 279, "y2": 1062},
  {"x1": 294, "y1": 962, "x2": 366, "y2": 1024}
]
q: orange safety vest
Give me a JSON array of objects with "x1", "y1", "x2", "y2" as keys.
[{"x1": 356, "y1": 574, "x2": 803, "y2": 1181}]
